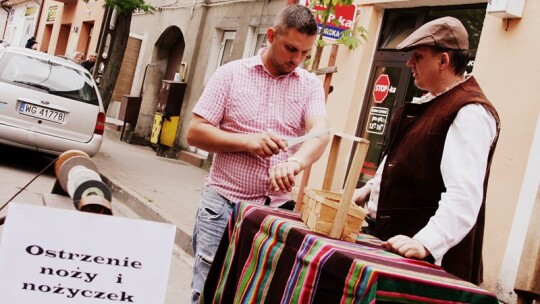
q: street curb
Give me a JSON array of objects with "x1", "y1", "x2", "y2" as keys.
[{"x1": 100, "y1": 173, "x2": 194, "y2": 257}]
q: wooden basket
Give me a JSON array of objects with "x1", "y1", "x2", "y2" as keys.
[
  {"x1": 299, "y1": 135, "x2": 369, "y2": 243},
  {"x1": 301, "y1": 189, "x2": 366, "y2": 242}
]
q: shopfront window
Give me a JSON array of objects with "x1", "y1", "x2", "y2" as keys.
[
  {"x1": 378, "y1": 12, "x2": 417, "y2": 49},
  {"x1": 378, "y1": 6, "x2": 486, "y2": 51},
  {"x1": 359, "y1": 66, "x2": 402, "y2": 181},
  {"x1": 425, "y1": 8, "x2": 486, "y2": 50}
]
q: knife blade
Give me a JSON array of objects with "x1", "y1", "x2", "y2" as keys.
[{"x1": 286, "y1": 128, "x2": 333, "y2": 147}]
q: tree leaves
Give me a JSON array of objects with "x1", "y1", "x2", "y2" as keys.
[{"x1": 103, "y1": 0, "x2": 155, "y2": 15}]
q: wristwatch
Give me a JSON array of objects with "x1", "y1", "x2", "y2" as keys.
[{"x1": 286, "y1": 156, "x2": 305, "y2": 171}]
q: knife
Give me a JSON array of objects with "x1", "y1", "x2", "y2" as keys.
[{"x1": 286, "y1": 128, "x2": 333, "y2": 147}]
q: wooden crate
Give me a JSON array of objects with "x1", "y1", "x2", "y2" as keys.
[
  {"x1": 301, "y1": 189, "x2": 366, "y2": 242},
  {"x1": 299, "y1": 136, "x2": 370, "y2": 243}
]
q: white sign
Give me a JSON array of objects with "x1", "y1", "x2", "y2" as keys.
[
  {"x1": 366, "y1": 106, "x2": 389, "y2": 135},
  {"x1": 0, "y1": 203, "x2": 176, "y2": 303}
]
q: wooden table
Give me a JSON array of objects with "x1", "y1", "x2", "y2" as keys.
[{"x1": 202, "y1": 203, "x2": 499, "y2": 304}]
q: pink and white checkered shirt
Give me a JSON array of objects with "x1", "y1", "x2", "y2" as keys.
[{"x1": 193, "y1": 50, "x2": 327, "y2": 206}]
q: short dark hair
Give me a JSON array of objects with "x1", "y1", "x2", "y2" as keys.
[
  {"x1": 432, "y1": 47, "x2": 469, "y2": 76},
  {"x1": 273, "y1": 4, "x2": 318, "y2": 36},
  {"x1": 447, "y1": 49, "x2": 469, "y2": 76}
]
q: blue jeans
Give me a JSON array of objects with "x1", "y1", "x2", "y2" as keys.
[{"x1": 190, "y1": 186, "x2": 234, "y2": 304}]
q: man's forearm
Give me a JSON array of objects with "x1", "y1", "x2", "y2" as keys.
[
  {"x1": 187, "y1": 122, "x2": 248, "y2": 153},
  {"x1": 289, "y1": 134, "x2": 330, "y2": 167}
]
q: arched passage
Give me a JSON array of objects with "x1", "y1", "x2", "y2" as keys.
[
  {"x1": 155, "y1": 26, "x2": 186, "y2": 80},
  {"x1": 137, "y1": 26, "x2": 187, "y2": 151}
]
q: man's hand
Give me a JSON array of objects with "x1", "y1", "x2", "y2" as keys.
[
  {"x1": 381, "y1": 235, "x2": 431, "y2": 260},
  {"x1": 245, "y1": 132, "x2": 288, "y2": 157},
  {"x1": 268, "y1": 161, "x2": 302, "y2": 193},
  {"x1": 352, "y1": 184, "x2": 371, "y2": 206}
]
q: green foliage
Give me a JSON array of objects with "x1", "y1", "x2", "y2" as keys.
[
  {"x1": 104, "y1": 0, "x2": 155, "y2": 15},
  {"x1": 336, "y1": 27, "x2": 368, "y2": 50},
  {"x1": 315, "y1": 39, "x2": 325, "y2": 48}
]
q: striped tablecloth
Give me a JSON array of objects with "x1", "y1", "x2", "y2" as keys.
[{"x1": 202, "y1": 203, "x2": 499, "y2": 304}]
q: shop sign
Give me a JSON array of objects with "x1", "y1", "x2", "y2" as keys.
[
  {"x1": 366, "y1": 106, "x2": 388, "y2": 135},
  {"x1": 47, "y1": 6, "x2": 57, "y2": 22},
  {"x1": 0, "y1": 203, "x2": 176, "y2": 303},
  {"x1": 302, "y1": 0, "x2": 357, "y2": 40}
]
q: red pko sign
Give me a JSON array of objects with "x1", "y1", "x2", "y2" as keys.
[
  {"x1": 302, "y1": 0, "x2": 357, "y2": 40},
  {"x1": 373, "y1": 74, "x2": 390, "y2": 103}
]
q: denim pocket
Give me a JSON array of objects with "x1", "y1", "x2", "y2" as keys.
[{"x1": 198, "y1": 186, "x2": 228, "y2": 221}]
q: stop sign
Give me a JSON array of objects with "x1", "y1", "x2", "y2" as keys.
[{"x1": 373, "y1": 74, "x2": 390, "y2": 103}]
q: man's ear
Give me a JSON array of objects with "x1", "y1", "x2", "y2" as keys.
[
  {"x1": 439, "y1": 52, "x2": 450, "y2": 68},
  {"x1": 266, "y1": 27, "x2": 276, "y2": 44}
]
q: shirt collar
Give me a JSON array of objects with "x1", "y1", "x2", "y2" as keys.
[
  {"x1": 247, "y1": 48, "x2": 300, "y2": 78},
  {"x1": 411, "y1": 73, "x2": 471, "y2": 104}
]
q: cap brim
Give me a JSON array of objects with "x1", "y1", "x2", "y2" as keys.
[{"x1": 397, "y1": 35, "x2": 436, "y2": 51}]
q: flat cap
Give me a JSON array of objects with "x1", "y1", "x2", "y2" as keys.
[{"x1": 397, "y1": 16, "x2": 469, "y2": 51}]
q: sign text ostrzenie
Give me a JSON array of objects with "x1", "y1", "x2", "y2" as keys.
[{"x1": 0, "y1": 203, "x2": 176, "y2": 303}]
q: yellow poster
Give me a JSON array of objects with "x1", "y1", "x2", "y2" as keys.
[
  {"x1": 47, "y1": 6, "x2": 57, "y2": 22},
  {"x1": 24, "y1": 6, "x2": 37, "y2": 17}
]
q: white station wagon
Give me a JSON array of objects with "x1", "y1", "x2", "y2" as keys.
[{"x1": 0, "y1": 43, "x2": 105, "y2": 156}]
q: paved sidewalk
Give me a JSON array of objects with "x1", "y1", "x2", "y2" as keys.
[{"x1": 93, "y1": 129, "x2": 207, "y2": 256}]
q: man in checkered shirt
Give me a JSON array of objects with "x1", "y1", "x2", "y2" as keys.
[{"x1": 186, "y1": 4, "x2": 330, "y2": 303}]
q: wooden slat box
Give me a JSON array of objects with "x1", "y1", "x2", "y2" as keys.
[
  {"x1": 297, "y1": 133, "x2": 369, "y2": 243},
  {"x1": 301, "y1": 188, "x2": 367, "y2": 243}
]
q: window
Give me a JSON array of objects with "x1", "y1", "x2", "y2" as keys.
[
  {"x1": 0, "y1": 53, "x2": 99, "y2": 105},
  {"x1": 217, "y1": 31, "x2": 236, "y2": 67},
  {"x1": 378, "y1": 12, "x2": 417, "y2": 49},
  {"x1": 425, "y1": 9, "x2": 485, "y2": 50},
  {"x1": 378, "y1": 6, "x2": 486, "y2": 51},
  {"x1": 252, "y1": 34, "x2": 268, "y2": 56},
  {"x1": 244, "y1": 26, "x2": 268, "y2": 58}
]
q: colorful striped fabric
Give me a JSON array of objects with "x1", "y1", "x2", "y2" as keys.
[{"x1": 202, "y1": 203, "x2": 500, "y2": 304}]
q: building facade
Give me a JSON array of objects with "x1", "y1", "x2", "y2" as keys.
[{"x1": 32, "y1": 0, "x2": 104, "y2": 60}]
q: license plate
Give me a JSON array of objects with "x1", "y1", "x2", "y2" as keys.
[{"x1": 18, "y1": 102, "x2": 65, "y2": 123}]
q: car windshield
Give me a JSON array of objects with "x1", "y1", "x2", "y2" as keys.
[{"x1": 0, "y1": 52, "x2": 99, "y2": 106}]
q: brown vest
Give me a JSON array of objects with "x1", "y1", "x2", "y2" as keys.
[{"x1": 375, "y1": 76, "x2": 500, "y2": 284}]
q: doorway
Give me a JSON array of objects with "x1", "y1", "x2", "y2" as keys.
[
  {"x1": 77, "y1": 21, "x2": 94, "y2": 58},
  {"x1": 40, "y1": 24, "x2": 53, "y2": 52},
  {"x1": 354, "y1": 4, "x2": 487, "y2": 186},
  {"x1": 54, "y1": 24, "x2": 70, "y2": 56}
]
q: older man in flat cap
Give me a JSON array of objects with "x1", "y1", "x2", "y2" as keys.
[{"x1": 353, "y1": 16, "x2": 500, "y2": 284}]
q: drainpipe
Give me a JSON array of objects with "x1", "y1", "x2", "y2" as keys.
[
  {"x1": 32, "y1": 0, "x2": 44, "y2": 38},
  {"x1": 140, "y1": 62, "x2": 157, "y2": 96},
  {"x1": 93, "y1": 5, "x2": 112, "y2": 79}
]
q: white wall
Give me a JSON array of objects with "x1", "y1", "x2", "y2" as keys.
[
  {"x1": 473, "y1": 0, "x2": 540, "y2": 298},
  {"x1": 3, "y1": 2, "x2": 38, "y2": 47}
]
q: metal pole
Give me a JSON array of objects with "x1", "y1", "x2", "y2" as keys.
[{"x1": 93, "y1": 5, "x2": 113, "y2": 81}]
